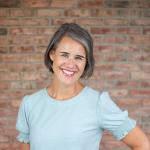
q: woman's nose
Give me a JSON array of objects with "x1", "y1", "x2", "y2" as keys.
[{"x1": 66, "y1": 58, "x2": 76, "y2": 68}]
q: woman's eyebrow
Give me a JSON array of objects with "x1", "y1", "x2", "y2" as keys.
[
  {"x1": 75, "y1": 55, "x2": 85, "y2": 59},
  {"x1": 59, "y1": 52, "x2": 85, "y2": 59},
  {"x1": 59, "y1": 52, "x2": 69, "y2": 54}
]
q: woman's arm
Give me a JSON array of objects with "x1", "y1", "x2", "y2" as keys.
[
  {"x1": 20, "y1": 143, "x2": 30, "y2": 150},
  {"x1": 122, "y1": 126, "x2": 150, "y2": 150}
]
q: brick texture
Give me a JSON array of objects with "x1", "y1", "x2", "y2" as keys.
[{"x1": 0, "y1": 0, "x2": 150, "y2": 150}]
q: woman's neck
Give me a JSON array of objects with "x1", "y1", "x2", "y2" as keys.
[{"x1": 47, "y1": 80, "x2": 84, "y2": 100}]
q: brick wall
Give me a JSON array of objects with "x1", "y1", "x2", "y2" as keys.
[{"x1": 0, "y1": 0, "x2": 150, "y2": 149}]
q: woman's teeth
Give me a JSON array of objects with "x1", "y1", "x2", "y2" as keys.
[{"x1": 62, "y1": 69, "x2": 75, "y2": 76}]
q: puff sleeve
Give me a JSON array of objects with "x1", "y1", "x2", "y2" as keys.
[
  {"x1": 16, "y1": 95, "x2": 30, "y2": 143},
  {"x1": 97, "y1": 92, "x2": 136, "y2": 140}
]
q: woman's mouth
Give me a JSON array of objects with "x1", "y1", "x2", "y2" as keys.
[{"x1": 62, "y1": 69, "x2": 76, "y2": 77}]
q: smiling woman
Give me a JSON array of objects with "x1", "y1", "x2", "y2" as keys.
[{"x1": 16, "y1": 23, "x2": 150, "y2": 150}]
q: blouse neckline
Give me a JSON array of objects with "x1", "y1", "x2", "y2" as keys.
[{"x1": 44, "y1": 86, "x2": 88, "y2": 104}]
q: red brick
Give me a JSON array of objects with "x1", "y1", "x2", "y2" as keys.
[
  {"x1": 0, "y1": 100, "x2": 8, "y2": 108},
  {"x1": 115, "y1": 81, "x2": 140, "y2": 88},
  {"x1": 8, "y1": 35, "x2": 21, "y2": 45},
  {"x1": 0, "y1": 135, "x2": 9, "y2": 143},
  {"x1": 9, "y1": 27, "x2": 37, "y2": 35},
  {"x1": 0, "y1": 53, "x2": 43, "y2": 63},
  {"x1": 0, "y1": 63, "x2": 45, "y2": 72},
  {"x1": 9, "y1": 27, "x2": 55, "y2": 36},
  {"x1": 15, "y1": 36, "x2": 49, "y2": 45},
  {"x1": 143, "y1": 1, "x2": 150, "y2": 8},
  {"x1": 33, "y1": 36, "x2": 50, "y2": 45},
  {"x1": 102, "y1": 36, "x2": 127, "y2": 44},
  {"x1": 105, "y1": 0, "x2": 130, "y2": 8},
  {"x1": 77, "y1": 18, "x2": 104, "y2": 26},
  {"x1": 20, "y1": 18, "x2": 49, "y2": 26},
  {"x1": 78, "y1": 0, "x2": 103, "y2": 8},
  {"x1": 9, "y1": 99, "x2": 21, "y2": 109},
  {"x1": 0, "y1": 143, "x2": 9, "y2": 149},
  {"x1": 0, "y1": 18, "x2": 19, "y2": 26},
  {"x1": 138, "y1": 107, "x2": 150, "y2": 117},
  {"x1": 0, "y1": 28, "x2": 7, "y2": 35},
  {"x1": 21, "y1": 71, "x2": 49, "y2": 80},
  {"x1": 131, "y1": 19, "x2": 150, "y2": 26},
  {"x1": 95, "y1": 45, "x2": 113, "y2": 53},
  {"x1": 91, "y1": 27, "x2": 115, "y2": 34},
  {"x1": 109, "y1": 89, "x2": 128, "y2": 98},
  {"x1": 130, "y1": 10, "x2": 142, "y2": 18},
  {"x1": 10, "y1": 81, "x2": 36, "y2": 90},
  {"x1": 143, "y1": 46, "x2": 150, "y2": 53},
  {"x1": 0, "y1": 9, "x2": 9, "y2": 17},
  {"x1": 93, "y1": 52, "x2": 105, "y2": 62},
  {"x1": 0, "y1": 90, "x2": 30, "y2": 100},
  {"x1": 130, "y1": 0, "x2": 144, "y2": 8},
  {"x1": 130, "y1": 89, "x2": 150, "y2": 97},
  {"x1": 37, "y1": 9, "x2": 62, "y2": 17},
  {"x1": 95, "y1": 63, "x2": 114, "y2": 70},
  {"x1": 114, "y1": 63, "x2": 140, "y2": 71},
  {"x1": 0, "y1": 37, "x2": 7, "y2": 46},
  {"x1": 131, "y1": 71, "x2": 150, "y2": 80},
  {"x1": 93, "y1": 36, "x2": 103, "y2": 44},
  {"x1": 130, "y1": 36, "x2": 150, "y2": 45},
  {"x1": 91, "y1": 9, "x2": 112, "y2": 17},
  {"x1": 51, "y1": 0, "x2": 77, "y2": 8},
  {"x1": 23, "y1": 0, "x2": 50, "y2": 8},
  {"x1": 141, "y1": 124, "x2": 150, "y2": 135},
  {"x1": 0, "y1": 47, "x2": 8, "y2": 53},
  {"x1": 37, "y1": 28, "x2": 57, "y2": 35},
  {"x1": 0, "y1": 72, "x2": 21, "y2": 81},
  {"x1": 130, "y1": 52, "x2": 150, "y2": 62},
  {"x1": 91, "y1": 9, "x2": 130, "y2": 17},
  {"x1": 9, "y1": 8, "x2": 35, "y2": 17},
  {"x1": 143, "y1": 11, "x2": 150, "y2": 17},
  {"x1": 36, "y1": 46, "x2": 47, "y2": 53},
  {"x1": 142, "y1": 98, "x2": 150, "y2": 106},
  {"x1": 139, "y1": 81, "x2": 150, "y2": 88},
  {"x1": 115, "y1": 45, "x2": 140, "y2": 52},
  {"x1": 0, "y1": 0, "x2": 20, "y2": 7},
  {"x1": 141, "y1": 63, "x2": 150, "y2": 72},
  {"x1": 104, "y1": 52, "x2": 127, "y2": 62},
  {"x1": 104, "y1": 18, "x2": 129, "y2": 26},
  {"x1": 9, "y1": 46, "x2": 34, "y2": 53},
  {"x1": 0, "y1": 81, "x2": 10, "y2": 90},
  {"x1": 103, "y1": 71, "x2": 129, "y2": 80},
  {"x1": 143, "y1": 28, "x2": 150, "y2": 35},
  {"x1": 64, "y1": 9, "x2": 91, "y2": 17},
  {"x1": 117, "y1": 98, "x2": 141, "y2": 108},
  {"x1": 86, "y1": 78, "x2": 105, "y2": 89},
  {"x1": 116, "y1": 27, "x2": 141, "y2": 34},
  {"x1": 51, "y1": 18, "x2": 76, "y2": 26}
]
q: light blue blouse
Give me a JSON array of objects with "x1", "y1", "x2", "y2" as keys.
[{"x1": 16, "y1": 86, "x2": 136, "y2": 150}]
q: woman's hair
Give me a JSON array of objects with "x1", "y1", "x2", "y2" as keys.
[{"x1": 44, "y1": 23, "x2": 95, "y2": 78}]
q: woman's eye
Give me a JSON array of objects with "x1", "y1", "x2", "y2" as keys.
[
  {"x1": 75, "y1": 57, "x2": 83, "y2": 61},
  {"x1": 61, "y1": 54, "x2": 68, "y2": 58}
]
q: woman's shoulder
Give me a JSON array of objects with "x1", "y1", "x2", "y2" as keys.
[
  {"x1": 21, "y1": 88, "x2": 46, "y2": 106},
  {"x1": 86, "y1": 86, "x2": 108, "y2": 97}
]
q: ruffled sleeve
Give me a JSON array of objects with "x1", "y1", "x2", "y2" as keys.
[
  {"x1": 16, "y1": 95, "x2": 30, "y2": 143},
  {"x1": 97, "y1": 92, "x2": 136, "y2": 140}
]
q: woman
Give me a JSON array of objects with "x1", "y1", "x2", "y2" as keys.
[{"x1": 16, "y1": 23, "x2": 150, "y2": 150}]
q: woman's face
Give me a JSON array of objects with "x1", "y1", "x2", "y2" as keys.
[{"x1": 50, "y1": 36, "x2": 86, "y2": 86}]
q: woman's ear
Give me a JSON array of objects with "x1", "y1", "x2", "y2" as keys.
[{"x1": 49, "y1": 50, "x2": 55, "y2": 61}]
